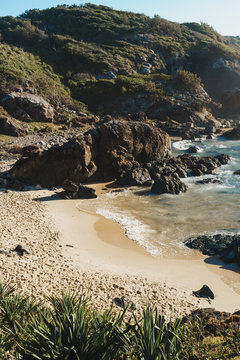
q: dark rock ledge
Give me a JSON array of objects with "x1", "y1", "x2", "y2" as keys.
[
  {"x1": 6, "y1": 120, "x2": 230, "y2": 196},
  {"x1": 185, "y1": 233, "x2": 240, "y2": 265}
]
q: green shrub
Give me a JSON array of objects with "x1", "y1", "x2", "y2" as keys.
[{"x1": 174, "y1": 70, "x2": 202, "y2": 92}]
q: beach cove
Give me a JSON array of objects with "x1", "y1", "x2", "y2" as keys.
[{"x1": 0, "y1": 183, "x2": 240, "y2": 322}]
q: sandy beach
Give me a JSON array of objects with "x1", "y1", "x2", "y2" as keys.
[{"x1": 0, "y1": 187, "x2": 240, "y2": 320}]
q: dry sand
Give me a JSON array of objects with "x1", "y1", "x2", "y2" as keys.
[{"x1": 0, "y1": 188, "x2": 239, "y2": 320}]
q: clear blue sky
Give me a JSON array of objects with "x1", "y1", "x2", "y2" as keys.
[{"x1": 1, "y1": 0, "x2": 240, "y2": 36}]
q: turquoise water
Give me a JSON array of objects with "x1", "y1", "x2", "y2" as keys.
[{"x1": 78, "y1": 136, "x2": 240, "y2": 257}]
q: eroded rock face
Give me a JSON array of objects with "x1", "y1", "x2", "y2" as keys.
[
  {"x1": 10, "y1": 120, "x2": 171, "y2": 187},
  {"x1": 1, "y1": 92, "x2": 55, "y2": 122}
]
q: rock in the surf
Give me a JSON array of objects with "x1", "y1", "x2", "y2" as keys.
[
  {"x1": 151, "y1": 173, "x2": 187, "y2": 195},
  {"x1": 185, "y1": 234, "x2": 233, "y2": 256},
  {"x1": 185, "y1": 233, "x2": 240, "y2": 265},
  {"x1": 116, "y1": 167, "x2": 152, "y2": 186},
  {"x1": 187, "y1": 145, "x2": 200, "y2": 153},
  {"x1": 197, "y1": 178, "x2": 222, "y2": 185}
]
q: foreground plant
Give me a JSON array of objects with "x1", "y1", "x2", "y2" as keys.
[
  {"x1": 0, "y1": 283, "x2": 239, "y2": 360},
  {"x1": 129, "y1": 305, "x2": 182, "y2": 360},
  {"x1": 21, "y1": 294, "x2": 130, "y2": 360}
]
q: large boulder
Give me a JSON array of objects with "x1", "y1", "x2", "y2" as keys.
[
  {"x1": 10, "y1": 120, "x2": 171, "y2": 187},
  {"x1": 0, "y1": 116, "x2": 29, "y2": 136},
  {"x1": 1, "y1": 92, "x2": 55, "y2": 122}
]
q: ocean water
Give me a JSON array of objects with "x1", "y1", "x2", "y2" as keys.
[{"x1": 77, "y1": 136, "x2": 240, "y2": 257}]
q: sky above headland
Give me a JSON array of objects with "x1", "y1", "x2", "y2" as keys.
[{"x1": 1, "y1": 0, "x2": 239, "y2": 36}]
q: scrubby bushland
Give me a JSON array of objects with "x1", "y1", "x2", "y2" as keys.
[{"x1": 0, "y1": 3, "x2": 240, "y2": 125}]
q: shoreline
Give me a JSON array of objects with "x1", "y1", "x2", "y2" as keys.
[
  {"x1": 43, "y1": 188, "x2": 240, "y2": 313},
  {"x1": 0, "y1": 188, "x2": 239, "y2": 320}
]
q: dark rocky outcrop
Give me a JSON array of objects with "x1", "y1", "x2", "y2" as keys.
[
  {"x1": 0, "y1": 116, "x2": 29, "y2": 136},
  {"x1": 0, "y1": 175, "x2": 25, "y2": 191},
  {"x1": 151, "y1": 174, "x2": 187, "y2": 195},
  {"x1": 148, "y1": 154, "x2": 230, "y2": 182},
  {"x1": 223, "y1": 127, "x2": 240, "y2": 140},
  {"x1": 183, "y1": 308, "x2": 233, "y2": 336},
  {"x1": 21, "y1": 145, "x2": 41, "y2": 157},
  {"x1": 185, "y1": 233, "x2": 240, "y2": 265},
  {"x1": 10, "y1": 120, "x2": 171, "y2": 187},
  {"x1": 62, "y1": 180, "x2": 97, "y2": 199},
  {"x1": 116, "y1": 167, "x2": 152, "y2": 186},
  {"x1": 1, "y1": 92, "x2": 55, "y2": 123},
  {"x1": 193, "y1": 285, "x2": 214, "y2": 300},
  {"x1": 221, "y1": 88, "x2": 240, "y2": 116}
]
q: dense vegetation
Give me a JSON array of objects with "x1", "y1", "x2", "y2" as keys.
[
  {"x1": 0, "y1": 3, "x2": 240, "y2": 120},
  {"x1": 0, "y1": 283, "x2": 239, "y2": 359}
]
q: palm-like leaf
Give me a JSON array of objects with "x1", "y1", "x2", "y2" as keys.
[
  {"x1": 130, "y1": 305, "x2": 182, "y2": 360},
  {"x1": 22, "y1": 294, "x2": 130, "y2": 360}
]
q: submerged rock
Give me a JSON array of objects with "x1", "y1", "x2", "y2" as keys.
[
  {"x1": 233, "y1": 170, "x2": 240, "y2": 175},
  {"x1": 197, "y1": 178, "x2": 222, "y2": 185}
]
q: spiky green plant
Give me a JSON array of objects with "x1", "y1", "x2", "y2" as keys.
[
  {"x1": 21, "y1": 294, "x2": 130, "y2": 360},
  {"x1": 129, "y1": 305, "x2": 182, "y2": 360}
]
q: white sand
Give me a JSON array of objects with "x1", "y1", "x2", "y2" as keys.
[{"x1": 0, "y1": 188, "x2": 239, "y2": 320}]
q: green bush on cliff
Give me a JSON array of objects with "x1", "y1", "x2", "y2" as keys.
[
  {"x1": 174, "y1": 70, "x2": 202, "y2": 92},
  {"x1": 0, "y1": 44, "x2": 74, "y2": 108},
  {"x1": 72, "y1": 73, "x2": 170, "y2": 113}
]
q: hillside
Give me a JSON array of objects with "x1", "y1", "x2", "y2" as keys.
[{"x1": 0, "y1": 3, "x2": 240, "y2": 136}]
